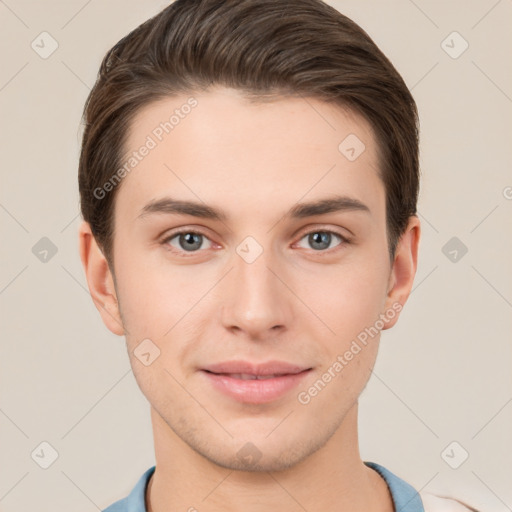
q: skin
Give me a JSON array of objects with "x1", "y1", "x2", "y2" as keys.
[{"x1": 79, "y1": 86, "x2": 420, "y2": 512}]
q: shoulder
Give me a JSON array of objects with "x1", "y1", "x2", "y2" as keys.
[
  {"x1": 102, "y1": 498, "x2": 128, "y2": 512},
  {"x1": 101, "y1": 465, "x2": 156, "y2": 512},
  {"x1": 420, "y1": 492, "x2": 480, "y2": 512}
]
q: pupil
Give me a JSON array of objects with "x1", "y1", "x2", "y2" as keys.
[
  {"x1": 310, "y1": 232, "x2": 330, "y2": 250},
  {"x1": 181, "y1": 233, "x2": 201, "y2": 251}
]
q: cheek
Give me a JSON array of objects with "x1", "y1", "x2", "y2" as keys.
[
  {"x1": 113, "y1": 247, "x2": 209, "y2": 339},
  {"x1": 297, "y1": 258, "x2": 389, "y2": 342},
  {"x1": 330, "y1": 351, "x2": 377, "y2": 406}
]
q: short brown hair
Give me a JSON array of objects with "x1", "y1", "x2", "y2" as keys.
[{"x1": 78, "y1": 0, "x2": 419, "y2": 265}]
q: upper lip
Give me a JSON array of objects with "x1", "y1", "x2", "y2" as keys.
[{"x1": 202, "y1": 360, "x2": 311, "y2": 376}]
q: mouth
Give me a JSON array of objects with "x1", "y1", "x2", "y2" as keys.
[
  {"x1": 200, "y1": 361, "x2": 313, "y2": 404},
  {"x1": 205, "y1": 372, "x2": 295, "y2": 380}
]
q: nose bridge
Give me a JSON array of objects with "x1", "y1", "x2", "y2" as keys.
[{"x1": 221, "y1": 236, "x2": 289, "y2": 335}]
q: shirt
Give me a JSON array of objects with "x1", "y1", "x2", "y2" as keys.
[{"x1": 102, "y1": 461, "x2": 425, "y2": 511}]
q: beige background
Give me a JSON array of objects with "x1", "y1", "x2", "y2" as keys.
[{"x1": 1, "y1": 0, "x2": 511, "y2": 510}]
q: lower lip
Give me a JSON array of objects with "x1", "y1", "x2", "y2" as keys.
[{"x1": 201, "y1": 370, "x2": 312, "y2": 404}]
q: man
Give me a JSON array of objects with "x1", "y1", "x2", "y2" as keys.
[{"x1": 78, "y1": 1, "x2": 477, "y2": 510}]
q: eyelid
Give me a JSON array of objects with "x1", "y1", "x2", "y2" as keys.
[
  {"x1": 296, "y1": 223, "x2": 351, "y2": 238},
  {"x1": 161, "y1": 226, "x2": 212, "y2": 242}
]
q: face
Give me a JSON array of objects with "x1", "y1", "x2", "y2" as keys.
[{"x1": 98, "y1": 87, "x2": 408, "y2": 472}]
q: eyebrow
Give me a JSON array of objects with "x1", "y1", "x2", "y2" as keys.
[{"x1": 137, "y1": 194, "x2": 370, "y2": 222}]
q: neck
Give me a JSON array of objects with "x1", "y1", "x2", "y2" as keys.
[{"x1": 146, "y1": 402, "x2": 394, "y2": 512}]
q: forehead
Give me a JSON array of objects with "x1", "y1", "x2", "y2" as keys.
[{"x1": 116, "y1": 87, "x2": 383, "y2": 222}]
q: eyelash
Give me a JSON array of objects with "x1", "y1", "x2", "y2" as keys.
[{"x1": 161, "y1": 227, "x2": 351, "y2": 257}]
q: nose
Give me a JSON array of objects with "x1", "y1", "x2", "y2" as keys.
[{"x1": 220, "y1": 244, "x2": 292, "y2": 340}]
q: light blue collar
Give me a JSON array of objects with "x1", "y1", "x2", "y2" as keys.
[{"x1": 103, "y1": 462, "x2": 424, "y2": 511}]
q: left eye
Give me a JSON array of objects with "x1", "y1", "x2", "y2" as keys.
[
  {"x1": 296, "y1": 231, "x2": 345, "y2": 251},
  {"x1": 164, "y1": 231, "x2": 213, "y2": 252}
]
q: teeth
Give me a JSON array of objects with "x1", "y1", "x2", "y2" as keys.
[{"x1": 226, "y1": 373, "x2": 281, "y2": 380}]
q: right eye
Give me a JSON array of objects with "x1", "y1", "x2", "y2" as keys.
[{"x1": 162, "y1": 229, "x2": 215, "y2": 255}]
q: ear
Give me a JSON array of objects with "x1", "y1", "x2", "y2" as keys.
[
  {"x1": 381, "y1": 216, "x2": 421, "y2": 330},
  {"x1": 78, "y1": 221, "x2": 125, "y2": 336}
]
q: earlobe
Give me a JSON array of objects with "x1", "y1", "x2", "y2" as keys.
[
  {"x1": 382, "y1": 216, "x2": 421, "y2": 330},
  {"x1": 78, "y1": 221, "x2": 125, "y2": 336}
]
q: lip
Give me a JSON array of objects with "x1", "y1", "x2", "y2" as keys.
[
  {"x1": 200, "y1": 360, "x2": 312, "y2": 404},
  {"x1": 203, "y1": 360, "x2": 309, "y2": 376}
]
